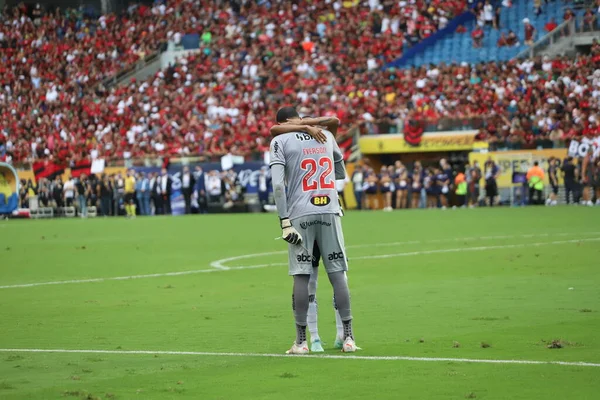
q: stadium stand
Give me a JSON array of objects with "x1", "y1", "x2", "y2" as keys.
[
  {"x1": 1, "y1": 0, "x2": 469, "y2": 164},
  {"x1": 402, "y1": 0, "x2": 596, "y2": 66},
  {"x1": 0, "y1": 0, "x2": 598, "y2": 166}
]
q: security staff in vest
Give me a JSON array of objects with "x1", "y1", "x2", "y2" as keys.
[
  {"x1": 455, "y1": 170, "x2": 468, "y2": 207},
  {"x1": 526, "y1": 161, "x2": 545, "y2": 205}
]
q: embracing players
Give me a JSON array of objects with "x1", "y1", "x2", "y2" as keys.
[{"x1": 269, "y1": 106, "x2": 358, "y2": 354}]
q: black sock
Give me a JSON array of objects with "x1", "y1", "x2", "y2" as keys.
[
  {"x1": 342, "y1": 319, "x2": 354, "y2": 340},
  {"x1": 296, "y1": 324, "x2": 307, "y2": 345}
]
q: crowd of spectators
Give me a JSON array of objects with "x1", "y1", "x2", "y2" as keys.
[
  {"x1": 1, "y1": 0, "x2": 468, "y2": 164},
  {"x1": 1, "y1": 0, "x2": 600, "y2": 167},
  {"x1": 20, "y1": 166, "x2": 249, "y2": 216}
]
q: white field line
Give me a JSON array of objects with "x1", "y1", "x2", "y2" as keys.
[
  {"x1": 1, "y1": 237, "x2": 599, "y2": 290},
  {"x1": 209, "y1": 231, "x2": 600, "y2": 269},
  {"x1": 0, "y1": 348, "x2": 598, "y2": 368}
]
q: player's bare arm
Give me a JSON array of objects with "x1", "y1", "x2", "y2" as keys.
[
  {"x1": 288, "y1": 116, "x2": 340, "y2": 136},
  {"x1": 270, "y1": 124, "x2": 327, "y2": 144}
]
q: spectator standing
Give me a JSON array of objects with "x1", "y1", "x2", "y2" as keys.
[
  {"x1": 494, "y1": 5, "x2": 501, "y2": 29},
  {"x1": 51, "y1": 177, "x2": 64, "y2": 209},
  {"x1": 159, "y1": 168, "x2": 172, "y2": 215},
  {"x1": 141, "y1": 173, "x2": 151, "y2": 216},
  {"x1": 151, "y1": 172, "x2": 163, "y2": 215},
  {"x1": 124, "y1": 170, "x2": 136, "y2": 218},
  {"x1": 379, "y1": 167, "x2": 394, "y2": 212},
  {"x1": 135, "y1": 173, "x2": 145, "y2": 215},
  {"x1": 114, "y1": 174, "x2": 125, "y2": 216},
  {"x1": 581, "y1": 148, "x2": 595, "y2": 206},
  {"x1": 455, "y1": 170, "x2": 468, "y2": 207},
  {"x1": 483, "y1": 1, "x2": 494, "y2": 27},
  {"x1": 594, "y1": 159, "x2": 600, "y2": 205},
  {"x1": 547, "y1": 157, "x2": 559, "y2": 206},
  {"x1": 364, "y1": 170, "x2": 379, "y2": 210},
  {"x1": 425, "y1": 169, "x2": 437, "y2": 208},
  {"x1": 258, "y1": 167, "x2": 270, "y2": 210},
  {"x1": 468, "y1": 161, "x2": 482, "y2": 207},
  {"x1": 76, "y1": 174, "x2": 89, "y2": 218},
  {"x1": 410, "y1": 161, "x2": 425, "y2": 209},
  {"x1": 181, "y1": 166, "x2": 195, "y2": 214},
  {"x1": 352, "y1": 166, "x2": 365, "y2": 210},
  {"x1": 484, "y1": 158, "x2": 500, "y2": 206},
  {"x1": 395, "y1": 162, "x2": 409, "y2": 209},
  {"x1": 583, "y1": 8, "x2": 596, "y2": 32},
  {"x1": 534, "y1": 0, "x2": 543, "y2": 16},
  {"x1": 523, "y1": 18, "x2": 536, "y2": 45},
  {"x1": 561, "y1": 157, "x2": 577, "y2": 204},
  {"x1": 526, "y1": 161, "x2": 545, "y2": 205},
  {"x1": 436, "y1": 167, "x2": 450, "y2": 209},
  {"x1": 207, "y1": 170, "x2": 223, "y2": 203},
  {"x1": 63, "y1": 177, "x2": 75, "y2": 207},
  {"x1": 194, "y1": 167, "x2": 207, "y2": 214},
  {"x1": 98, "y1": 174, "x2": 112, "y2": 217}
]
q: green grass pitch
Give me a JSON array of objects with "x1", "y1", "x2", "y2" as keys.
[{"x1": 0, "y1": 207, "x2": 599, "y2": 399}]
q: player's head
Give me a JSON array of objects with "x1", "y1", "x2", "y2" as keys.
[
  {"x1": 276, "y1": 106, "x2": 299, "y2": 123},
  {"x1": 533, "y1": 161, "x2": 539, "y2": 167}
]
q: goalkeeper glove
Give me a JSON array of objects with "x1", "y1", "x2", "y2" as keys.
[{"x1": 281, "y1": 218, "x2": 303, "y2": 245}]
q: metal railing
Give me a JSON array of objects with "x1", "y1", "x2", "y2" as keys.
[
  {"x1": 98, "y1": 43, "x2": 166, "y2": 89},
  {"x1": 514, "y1": 18, "x2": 576, "y2": 60}
]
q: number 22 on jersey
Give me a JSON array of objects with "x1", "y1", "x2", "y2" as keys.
[{"x1": 301, "y1": 157, "x2": 335, "y2": 192}]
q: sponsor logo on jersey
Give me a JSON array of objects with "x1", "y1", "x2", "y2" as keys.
[
  {"x1": 299, "y1": 220, "x2": 332, "y2": 229},
  {"x1": 310, "y1": 195, "x2": 331, "y2": 206},
  {"x1": 296, "y1": 254, "x2": 312, "y2": 263},
  {"x1": 327, "y1": 252, "x2": 344, "y2": 261}
]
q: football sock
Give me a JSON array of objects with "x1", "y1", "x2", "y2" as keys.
[
  {"x1": 307, "y1": 296, "x2": 320, "y2": 342},
  {"x1": 307, "y1": 267, "x2": 319, "y2": 342},
  {"x1": 342, "y1": 319, "x2": 354, "y2": 340},
  {"x1": 125, "y1": 205, "x2": 130, "y2": 216},
  {"x1": 327, "y1": 271, "x2": 353, "y2": 337},
  {"x1": 296, "y1": 324, "x2": 307, "y2": 345},
  {"x1": 292, "y1": 274, "x2": 310, "y2": 344},
  {"x1": 334, "y1": 305, "x2": 344, "y2": 339},
  {"x1": 131, "y1": 204, "x2": 136, "y2": 216}
]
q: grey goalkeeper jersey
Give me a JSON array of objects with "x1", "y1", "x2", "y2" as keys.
[{"x1": 269, "y1": 130, "x2": 343, "y2": 220}]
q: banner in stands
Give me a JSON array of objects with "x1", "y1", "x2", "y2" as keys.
[
  {"x1": 568, "y1": 137, "x2": 600, "y2": 159},
  {"x1": 0, "y1": 162, "x2": 19, "y2": 214},
  {"x1": 32, "y1": 159, "x2": 93, "y2": 180},
  {"x1": 468, "y1": 149, "x2": 568, "y2": 188},
  {"x1": 359, "y1": 132, "x2": 483, "y2": 154}
]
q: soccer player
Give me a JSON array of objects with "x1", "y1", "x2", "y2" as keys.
[
  {"x1": 269, "y1": 106, "x2": 358, "y2": 354},
  {"x1": 271, "y1": 115, "x2": 346, "y2": 352},
  {"x1": 124, "y1": 169, "x2": 136, "y2": 218}
]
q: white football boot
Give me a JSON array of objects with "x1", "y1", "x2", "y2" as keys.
[
  {"x1": 286, "y1": 341, "x2": 309, "y2": 355},
  {"x1": 341, "y1": 337, "x2": 359, "y2": 353}
]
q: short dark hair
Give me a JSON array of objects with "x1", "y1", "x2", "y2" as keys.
[
  {"x1": 276, "y1": 106, "x2": 299, "y2": 123},
  {"x1": 534, "y1": 161, "x2": 539, "y2": 166}
]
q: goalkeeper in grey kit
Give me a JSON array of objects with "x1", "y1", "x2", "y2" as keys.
[{"x1": 269, "y1": 106, "x2": 358, "y2": 354}]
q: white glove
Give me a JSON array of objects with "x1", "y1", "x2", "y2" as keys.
[{"x1": 281, "y1": 218, "x2": 303, "y2": 245}]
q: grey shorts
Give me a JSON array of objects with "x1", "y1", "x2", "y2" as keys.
[{"x1": 288, "y1": 213, "x2": 348, "y2": 276}]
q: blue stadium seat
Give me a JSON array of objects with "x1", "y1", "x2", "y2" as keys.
[{"x1": 399, "y1": 0, "x2": 568, "y2": 67}]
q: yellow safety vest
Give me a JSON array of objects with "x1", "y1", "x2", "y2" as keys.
[
  {"x1": 456, "y1": 181, "x2": 467, "y2": 195},
  {"x1": 529, "y1": 175, "x2": 544, "y2": 191}
]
